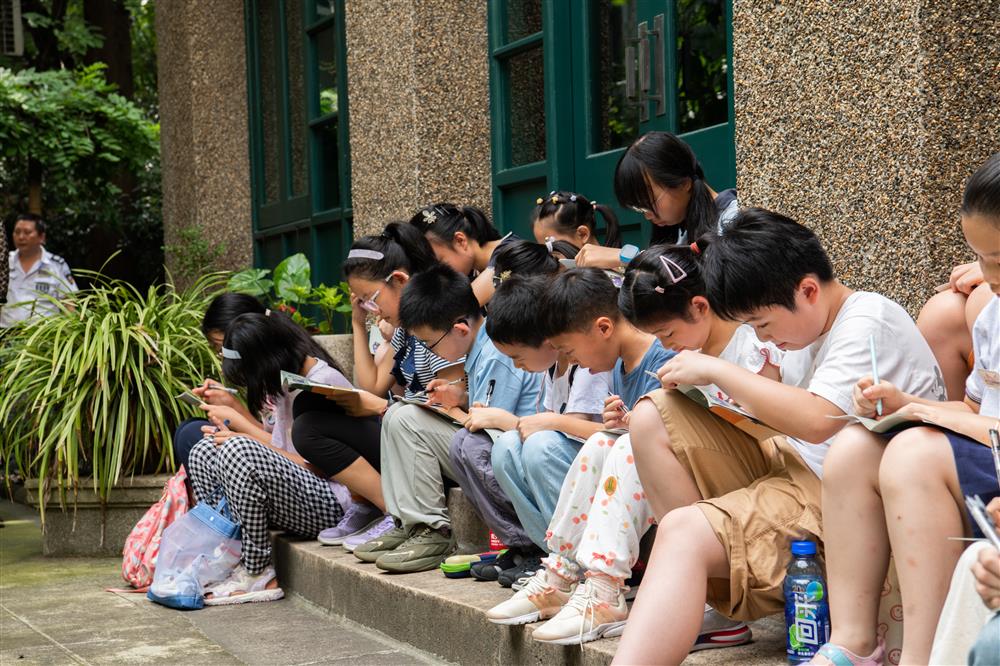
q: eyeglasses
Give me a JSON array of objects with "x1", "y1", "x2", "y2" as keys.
[
  {"x1": 629, "y1": 189, "x2": 667, "y2": 216},
  {"x1": 360, "y1": 274, "x2": 394, "y2": 313},
  {"x1": 422, "y1": 318, "x2": 467, "y2": 352}
]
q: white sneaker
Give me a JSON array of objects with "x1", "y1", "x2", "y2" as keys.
[
  {"x1": 531, "y1": 574, "x2": 628, "y2": 645},
  {"x1": 691, "y1": 604, "x2": 752, "y2": 652},
  {"x1": 203, "y1": 564, "x2": 285, "y2": 606},
  {"x1": 486, "y1": 568, "x2": 573, "y2": 625}
]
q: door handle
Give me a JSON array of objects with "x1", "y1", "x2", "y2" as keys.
[
  {"x1": 636, "y1": 21, "x2": 650, "y2": 121},
  {"x1": 647, "y1": 14, "x2": 666, "y2": 117},
  {"x1": 625, "y1": 45, "x2": 637, "y2": 100}
]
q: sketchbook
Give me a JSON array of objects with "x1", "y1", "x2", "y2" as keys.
[
  {"x1": 825, "y1": 411, "x2": 924, "y2": 434},
  {"x1": 280, "y1": 370, "x2": 365, "y2": 410},
  {"x1": 176, "y1": 391, "x2": 205, "y2": 408},
  {"x1": 389, "y1": 394, "x2": 469, "y2": 427},
  {"x1": 675, "y1": 384, "x2": 784, "y2": 441}
]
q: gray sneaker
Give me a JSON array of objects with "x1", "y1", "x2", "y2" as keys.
[
  {"x1": 353, "y1": 523, "x2": 409, "y2": 563},
  {"x1": 375, "y1": 524, "x2": 455, "y2": 573}
]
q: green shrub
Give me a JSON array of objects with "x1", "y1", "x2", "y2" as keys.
[{"x1": 0, "y1": 272, "x2": 225, "y2": 521}]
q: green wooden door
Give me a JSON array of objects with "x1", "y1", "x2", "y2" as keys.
[{"x1": 489, "y1": 0, "x2": 735, "y2": 247}]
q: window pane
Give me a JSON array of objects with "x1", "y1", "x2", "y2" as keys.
[
  {"x1": 315, "y1": 119, "x2": 341, "y2": 210},
  {"x1": 592, "y1": 0, "x2": 639, "y2": 152},
  {"x1": 505, "y1": 47, "x2": 546, "y2": 166},
  {"x1": 257, "y1": 2, "x2": 280, "y2": 203},
  {"x1": 314, "y1": 25, "x2": 338, "y2": 117},
  {"x1": 676, "y1": 0, "x2": 729, "y2": 133},
  {"x1": 287, "y1": 0, "x2": 308, "y2": 196},
  {"x1": 505, "y1": 0, "x2": 542, "y2": 43}
]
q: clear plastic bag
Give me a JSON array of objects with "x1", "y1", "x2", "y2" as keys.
[{"x1": 147, "y1": 497, "x2": 241, "y2": 610}]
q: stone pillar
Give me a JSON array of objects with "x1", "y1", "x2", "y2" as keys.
[
  {"x1": 344, "y1": 0, "x2": 492, "y2": 237},
  {"x1": 732, "y1": 1, "x2": 1000, "y2": 313},
  {"x1": 156, "y1": 0, "x2": 253, "y2": 276}
]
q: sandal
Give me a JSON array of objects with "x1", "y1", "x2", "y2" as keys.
[
  {"x1": 203, "y1": 564, "x2": 285, "y2": 606},
  {"x1": 809, "y1": 639, "x2": 885, "y2": 666}
]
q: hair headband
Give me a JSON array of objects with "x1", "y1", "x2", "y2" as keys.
[
  {"x1": 653, "y1": 255, "x2": 688, "y2": 293},
  {"x1": 348, "y1": 249, "x2": 384, "y2": 261},
  {"x1": 221, "y1": 347, "x2": 242, "y2": 360}
]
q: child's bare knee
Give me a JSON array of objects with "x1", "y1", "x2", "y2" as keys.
[
  {"x1": 879, "y1": 428, "x2": 951, "y2": 491},
  {"x1": 917, "y1": 290, "x2": 969, "y2": 342},
  {"x1": 824, "y1": 426, "x2": 883, "y2": 485},
  {"x1": 629, "y1": 399, "x2": 669, "y2": 451}
]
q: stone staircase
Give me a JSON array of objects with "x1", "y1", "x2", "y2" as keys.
[{"x1": 273, "y1": 490, "x2": 787, "y2": 666}]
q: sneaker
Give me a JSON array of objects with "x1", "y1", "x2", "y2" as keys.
[
  {"x1": 440, "y1": 551, "x2": 501, "y2": 579},
  {"x1": 531, "y1": 574, "x2": 627, "y2": 645},
  {"x1": 353, "y1": 520, "x2": 408, "y2": 562},
  {"x1": 375, "y1": 524, "x2": 455, "y2": 573},
  {"x1": 471, "y1": 548, "x2": 518, "y2": 581},
  {"x1": 497, "y1": 554, "x2": 544, "y2": 588},
  {"x1": 486, "y1": 568, "x2": 573, "y2": 625},
  {"x1": 343, "y1": 514, "x2": 397, "y2": 553},
  {"x1": 691, "y1": 604, "x2": 753, "y2": 652},
  {"x1": 317, "y1": 502, "x2": 383, "y2": 546},
  {"x1": 203, "y1": 564, "x2": 285, "y2": 606}
]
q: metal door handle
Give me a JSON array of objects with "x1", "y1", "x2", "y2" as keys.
[
  {"x1": 625, "y1": 45, "x2": 636, "y2": 100},
  {"x1": 647, "y1": 14, "x2": 666, "y2": 117},
  {"x1": 637, "y1": 21, "x2": 650, "y2": 121}
]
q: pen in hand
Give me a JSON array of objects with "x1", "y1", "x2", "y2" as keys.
[
  {"x1": 868, "y1": 334, "x2": 883, "y2": 417},
  {"x1": 484, "y1": 379, "x2": 496, "y2": 408}
]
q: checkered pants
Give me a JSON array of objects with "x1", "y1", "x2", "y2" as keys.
[{"x1": 187, "y1": 436, "x2": 344, "y2": 574}]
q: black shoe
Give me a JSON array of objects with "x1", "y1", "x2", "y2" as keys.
[
  {"x1": 497, "y1": 553, "x2": 544, "y2": 588},
  {"x1": 470, "y1": 548, "x2": 519, "y2": 581}
]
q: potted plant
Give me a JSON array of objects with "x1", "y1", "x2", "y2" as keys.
[
  {"x1": 227, "y1": 254, "x2": 356, "y2": 378},
  {"x1": 0, "y1": 273, "x2": 225, "y2": 555}
]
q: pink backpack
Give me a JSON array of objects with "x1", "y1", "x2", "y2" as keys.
[{"x1": 120, "y1": 466, "x2": 190, "y2": 591}]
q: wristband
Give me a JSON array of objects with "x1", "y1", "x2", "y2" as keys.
[{"x1": 619, "y1": 244, "x2": 639, "y2": 265}]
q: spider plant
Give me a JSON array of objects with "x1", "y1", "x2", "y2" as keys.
[{"x1": 0, "y1": 272, "x2": 225, "y2": 522}]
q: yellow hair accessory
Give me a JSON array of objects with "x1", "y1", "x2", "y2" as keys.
[{"x1": 535, "y1": 197, "x2": 543, "y2": 205}]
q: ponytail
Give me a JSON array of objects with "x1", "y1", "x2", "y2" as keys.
[
  {"x1": 409, "y1": 203, "x2": 501, "y2": 245},
  {"x1": 532, "y1": 190, "x2": 622, "y2": 248},
  {"x1": 619, "y1": 245, "x2": 705, "y2": 328},
  {"x1": 343, "y1": 221, "x2": 438, "y2": 281},
  {"x1": 615, "y1": 131, "x2": 717, "y2": 245}
]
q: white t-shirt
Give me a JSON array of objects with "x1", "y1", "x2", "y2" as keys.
[
  {"x1": 701, "y1": 324, "x2": 783, "y2": 400},
  {"x1": 779, "y1": 292, "x2": 947, "y2": 478},
  {"x1": 542, "y1": 363, "x2": 613, "y2": 421},
  {"x1": 966, "y1": 296, "x2": 1000, "y2": 418}
]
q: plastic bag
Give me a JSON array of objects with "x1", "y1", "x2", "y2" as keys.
[{"x1": 147, "y1": 497, "x2": 241, "y2": 610}]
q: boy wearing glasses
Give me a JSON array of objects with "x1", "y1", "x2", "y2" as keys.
[{"x1": 353, "y1": 264, "x2": 541, "y2": 572}]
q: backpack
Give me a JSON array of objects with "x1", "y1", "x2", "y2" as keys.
[{"x1": 120, "y1": 466, "x2": 190, "y2": 591}]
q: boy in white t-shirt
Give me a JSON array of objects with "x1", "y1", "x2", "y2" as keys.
[{"x1": 614, "y1": 208, "x2": 946, "y2": 665}]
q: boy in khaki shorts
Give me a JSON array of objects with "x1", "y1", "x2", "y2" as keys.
[{"x1": 612, "y1": 208, "x2": 946, "y2": 665}]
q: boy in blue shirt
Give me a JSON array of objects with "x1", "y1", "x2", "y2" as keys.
[{"x1": 354, "y1": 264, "x2": 540, "y2": 573}]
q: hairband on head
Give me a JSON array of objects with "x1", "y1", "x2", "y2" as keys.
[
  {"x1": 221, "y1": 347, "x2": 242, "y2": 360},
  {"x1": 653, "y1": 255, "x2": 688, "y2": 293},
  {"x1": 348, "y1": 249, "x2": 385, "y2": 261}
]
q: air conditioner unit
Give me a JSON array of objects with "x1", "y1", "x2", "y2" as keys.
[{"x1": 1, "y1": 0, "x2": 24, "y2": 57}]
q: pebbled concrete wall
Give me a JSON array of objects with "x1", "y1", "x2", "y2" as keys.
[{"x1": 732, "y1": 1, "x2": 1000, "y2": 314}]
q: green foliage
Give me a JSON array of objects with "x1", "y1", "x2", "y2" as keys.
[
  {"x1": 163, "y1": 226, "x2": 227, "y2": 288},
  {"x1": 228, "y1": 254, "x2": 353, "y2": 334},
  {"x1": 0, "y1": 272, "x2": 226, "y2": 521}
]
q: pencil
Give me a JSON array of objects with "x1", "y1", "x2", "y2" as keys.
[
  {"x1": 869, "y1": 334, "x2": 883, "y2": 417},
  {"x1": 989, "y1": 428, "x2": 1000, "y2": 486}
]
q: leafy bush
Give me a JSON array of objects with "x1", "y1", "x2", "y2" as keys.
[
  {"x1": 229, "y1": 254, "x2": 353, "y2": 334},
  {"x1": 0, "y1": 272, "x2": 225, "y2": 520}
]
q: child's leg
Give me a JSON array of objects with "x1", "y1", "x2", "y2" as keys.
[
  {"x1": 613, "y1": 506, "x2": 731, "y2": 665},
  {"x1": 216, "y1": 436, "x2": 344, "y2": 575},
  {"x1": 966, "y1": 282, "x2": 994, "y2": 332},
  {"x1": 543, "y1": 431, "x2": 618, "y2": 578},
  {"x1": 916, "y1": 289, "x2": 973, "y2": 400},
  {"x1": 448, "y1": 429, "x2": 535, "y2": 548},
  {"x1": 821, "y1": 426, "x2": 890, "y2": 656},
  {"x1": 630, "y1": 390, "x2": 772, "y2": 520},
  {"x1": 186, "y1": 436, "x2": 225, "y2": 504},
  {"x1": 379, "y1": 404, "x2": 460, "y2": 531},
  {"x1": 493, "y1": 429, "x2": 579, "y2": 550},
  {"x1": 573, "y1": 435, "x2": 653, "y2": 581},
  {"x1": 292, "y1": 410, "x2": 384, "y2": 509},
  {"x1": 879, "y1": 428, "x2": 966, "y2": 664}
]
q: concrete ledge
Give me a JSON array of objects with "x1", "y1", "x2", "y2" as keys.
[{"x1": 274, "y1": 491, "x2": 787, "y2": 665}]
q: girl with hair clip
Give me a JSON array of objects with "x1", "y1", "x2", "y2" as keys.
[
  {"x1": 576, "y1": 131, "x2": 739, "y2": 269},
  {"x1": 486, "y1": 244, "x2": 780, "y2": 649},
  {"x1": 491, "y1": 237, "x2": 579, "y2": 279},
  {"x1": 409, "y1": 203, "x2": 516, "y2": 306},
  {"x1": 532, "y1": 190, "x2": 622, "y2": 251},
  {"x1": 186, "y1": 310, "x2": 378, "y2": 605}
]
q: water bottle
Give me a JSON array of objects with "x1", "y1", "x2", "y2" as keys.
[{"x1": 784, "y1": 540, "x2": 831, "y2": 663}]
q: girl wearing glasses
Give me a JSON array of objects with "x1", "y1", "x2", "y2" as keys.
[{"x1": 576, "y1": 131, "x2": 738, "y2": 269}]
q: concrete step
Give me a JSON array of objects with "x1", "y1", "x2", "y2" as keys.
[{"x1": 273, "y1": 492, "x2": 788, "y2": 665}]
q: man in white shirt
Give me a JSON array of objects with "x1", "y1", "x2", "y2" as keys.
[{"x1": 0, "y1": 214, "x2": 78, "y2": 328}]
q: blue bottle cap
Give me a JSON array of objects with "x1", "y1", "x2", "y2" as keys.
[{"x1": 791, "y1": 540, "x2": 816, "y2": 556}]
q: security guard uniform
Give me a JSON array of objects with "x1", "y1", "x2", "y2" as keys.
[{"x1": 0, "y1": 247, "x2": 78, "y2": 328}]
